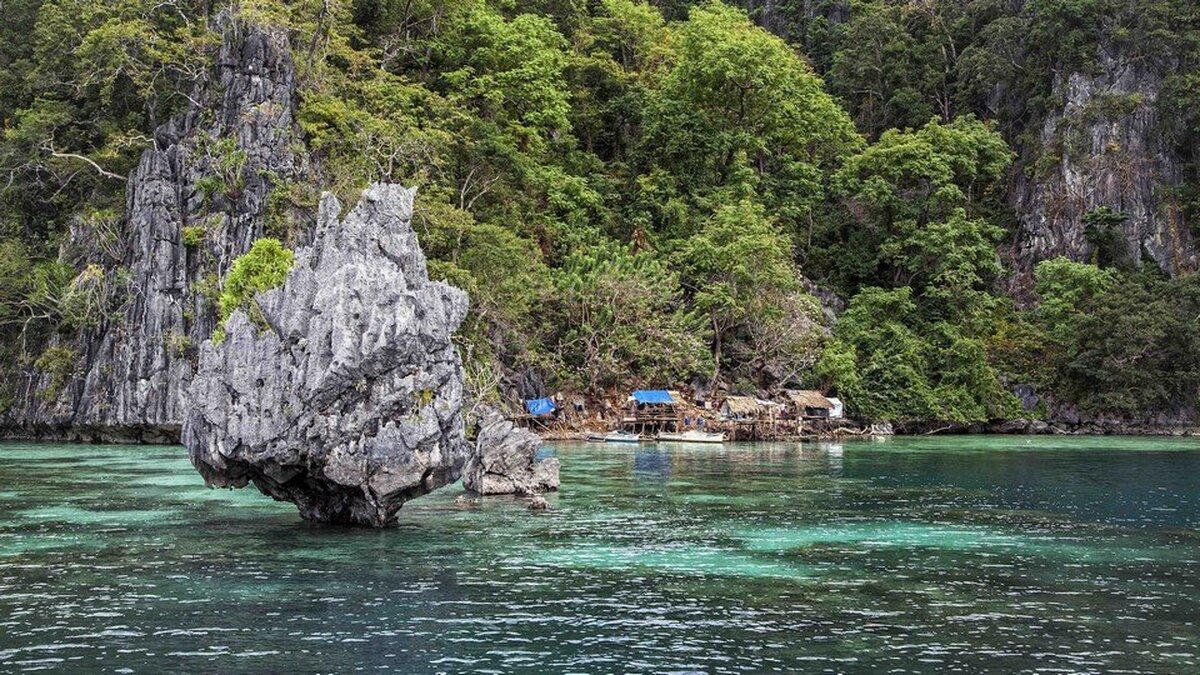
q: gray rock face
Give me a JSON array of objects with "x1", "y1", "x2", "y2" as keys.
[
  {"x1": 1, "y1": 16, "x2": 310, "y2": 441},
  {"x1": 463, "y1": 408, "x2": 560, "y2": 496},
  {"x1": 737, "y1": 0, "x2": 849, "y2": 44},
  {"x1": 1009, "y1": 46, "x2": 1197, "y2": 293},
  {"x1": 184, "y1": 184, "x2": 470, "y2": 526}
]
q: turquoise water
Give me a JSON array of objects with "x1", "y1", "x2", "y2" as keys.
[{"x1": 2, "y1": 436, "x2": 1199, "y2": 673}]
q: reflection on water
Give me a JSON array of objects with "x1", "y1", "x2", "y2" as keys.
[
  {"x1": 2, "y1": 436, "x2": 1200, "y2": 673},
  {"x1": 633, "y1": 448, "x2": 670, "y2": 482},
  {"x1": 826, "y1": 441, "x2": 844, "y2": 474}
]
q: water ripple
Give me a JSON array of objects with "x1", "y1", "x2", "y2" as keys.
[{"x1": 1, "y1": 438, "x2": 1199, "y2": 672}]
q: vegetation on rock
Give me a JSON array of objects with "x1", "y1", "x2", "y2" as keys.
[{"x1": 214, "y1": 238, "x2": 294, "y2": 342}]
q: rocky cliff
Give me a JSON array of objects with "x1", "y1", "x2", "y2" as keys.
[
  {"x1": 185, "y1": 184, "x2": 471, "y2": 526},
  {"x1": 1008, "y1": 46, "x2": 1197, "y2": 293},
  {"x1": 737, "y1": 0, "x2": 848, "y2": 46},
  {"x1": 729, "y1": 6, "x2": 1198, "y2": 299},
  {"x1": 1, "y1": 16, "x2": 310, "y2": 441}
]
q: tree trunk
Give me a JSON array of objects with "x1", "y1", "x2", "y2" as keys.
[{"x1": 712, "y1": 315, "x2": 723, "y2": 386}]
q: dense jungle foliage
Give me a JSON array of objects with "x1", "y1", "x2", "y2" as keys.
[{"x1": 2, "y1": 0, "x2": 1199, "y2": 423}]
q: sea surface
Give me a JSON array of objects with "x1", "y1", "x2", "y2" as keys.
[{"x1": 1, "y1": 436, "x2": 1199, "y2": 673}]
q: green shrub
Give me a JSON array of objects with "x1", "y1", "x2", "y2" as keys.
[
  {"x1": 195, "y1": 175, "x2": 224, "y2": 205},
  {"x1": 1082, "y1": 207, "x2": 1132, "y2": 269},
  {"x1": 214, "y1": 238, "x2": 294, "y2": 342},
  {"x1": 182, "y1": 226, "x2": 207, "y2": 247},
  {"x1": 196, "y1": 137, "x2": 248, "y2": 205},
  {"x1": 214, "y1": 137, "x2": 248, "y2": 184},
  {"x1": 1082, "y1": 93, "x2": 1143, "y2": 123},
  {"x1": 59, "y1": 264, "x2": 110, "y2": 330},
  {"x1": 165, "y1": 331, "x2": 193, "y2": 357},
  {"x1": 264, "y1": 180, "x2": 319, "y2": 242},
  {"x1": 193, "y1": 271, "x2": 221, "y2": 313},
  {"x1": 34, "y1": 346, "x2": 77, "y2": 401}
]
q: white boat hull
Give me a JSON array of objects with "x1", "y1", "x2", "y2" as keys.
[
  {"x1": 604, "y1": 433, "x2": 642, "y2": 443},
  {"x1": 656, "y1": 431, "x2": 726, "y2": 444}
]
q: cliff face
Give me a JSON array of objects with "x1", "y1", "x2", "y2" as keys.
[
  {"x1": 738, "y1": 0, "x2": 849, "y2": 45},
  {"x1": 185, "y1": 185, "x2": 470, "y2": 526},
  {"x1": 730, "y1": 5, "x2": 1197, "y2": 297},
  {"x1": 1007, "y1": 46, "x2": 1196, "y2": 294},
  {"x1": 2, "y1": 19, "x2": 310, "y2": 441}
]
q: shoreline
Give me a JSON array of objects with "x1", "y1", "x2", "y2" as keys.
[
  {"x1": 2, "y1": 419, "x2": 1199, "y2": 447},
  {"x1": 536, "y1": 419, "x2": 1200, "y2": 443},
  {"x1": 536, "y1": 430, "x2": 1200, "y2": 443}
]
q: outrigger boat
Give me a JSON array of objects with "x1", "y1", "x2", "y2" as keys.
[
  {"x1": 655, "y1": 430, "x2": 726, "y2": 444},
  {"x1": 603, "y1": 431, "x2": 642, "y2": 443}
]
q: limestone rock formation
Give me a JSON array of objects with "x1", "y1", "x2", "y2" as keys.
[
  {"x1": 463, "y1": 408, "x2": 560, "y2": 496},
  {"x1": 1008, "y1": 46, "x2": 1197, "y2": 293},
  {"x1": 1, "y1": 16, "x2": 311, "y2": 441},
  {"x1": 184, "y1": 184, "x2": 470, "y2": 527},
  {"x1": 737, "y1": 0, "x2": 849, "y2": 46}
]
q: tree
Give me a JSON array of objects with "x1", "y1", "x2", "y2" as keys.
[
  {"x1": 636, "y1": 0, "x2": 861, "y2": 240},
  {"x1": 437, "y1": 4, "x2": 572, "y2": 147},
  {"x1": 1033, "y1": 257, "x2": 1117, "y2": 348},
  {"x1": 546, "y1": 241, "x2": 710, "y2": 393},
  {"x1": 812, "y1": 116, "x2": 1017, "y2": 423},
  {"x1": 676, "y1": 199, "x2": 801, "y2": 383},
  {"x1": 822, "y1": 116, "x2": 1011, "y2": 297},
  {"x1": 1, "y1": 0, "x2": 216, "y2": 240},
  {"x1": 424, "y1": 211, "x2": 552, "y2": 393},
  {"x1": 1030, "y1": 259, "x2": 1200, "y2": 417},
  {"x1": 829, "y1": 2, "x2": 932, "y2": 136},
  {"x1": 817, "y1": 287, "x2": 936, "y2": 422},
  {"x1": 818, "y1": 286, "x2": 1018, "y2": 423}
]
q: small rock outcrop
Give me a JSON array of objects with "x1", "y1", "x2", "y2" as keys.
[
  {"x1": 463, "y1": 409, "x2": 560, "y2": 496},
  {"x1": 184, "y1": 184, "x2": 470, "y2": 526}
]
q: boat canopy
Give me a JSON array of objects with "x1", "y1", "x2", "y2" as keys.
[
  {"x1": 632, "y1": 390, "x2": 675, "y2": 405},
  {"x1": 524, "y1": 397, "x2": 557, "y2": 417}
]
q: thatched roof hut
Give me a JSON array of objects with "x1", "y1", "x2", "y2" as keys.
[
  {"x1": 784, "y1": 390, "x2": 834, "y2": 418},
  {"x1": 720, "y1": 396, "x2": 763, "y2": 419}
]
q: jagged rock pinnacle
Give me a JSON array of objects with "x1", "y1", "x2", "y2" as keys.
[{"x1": 184, "y1": 184, "x2": 470, "y2": 526}]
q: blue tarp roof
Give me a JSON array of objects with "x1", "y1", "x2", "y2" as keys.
[
  {"x1": 525, "y1": 397, "x2": 557, "y2": 417},
  {"x1": 632, "y1": 390, "x2": 675, "y2": 405}
]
